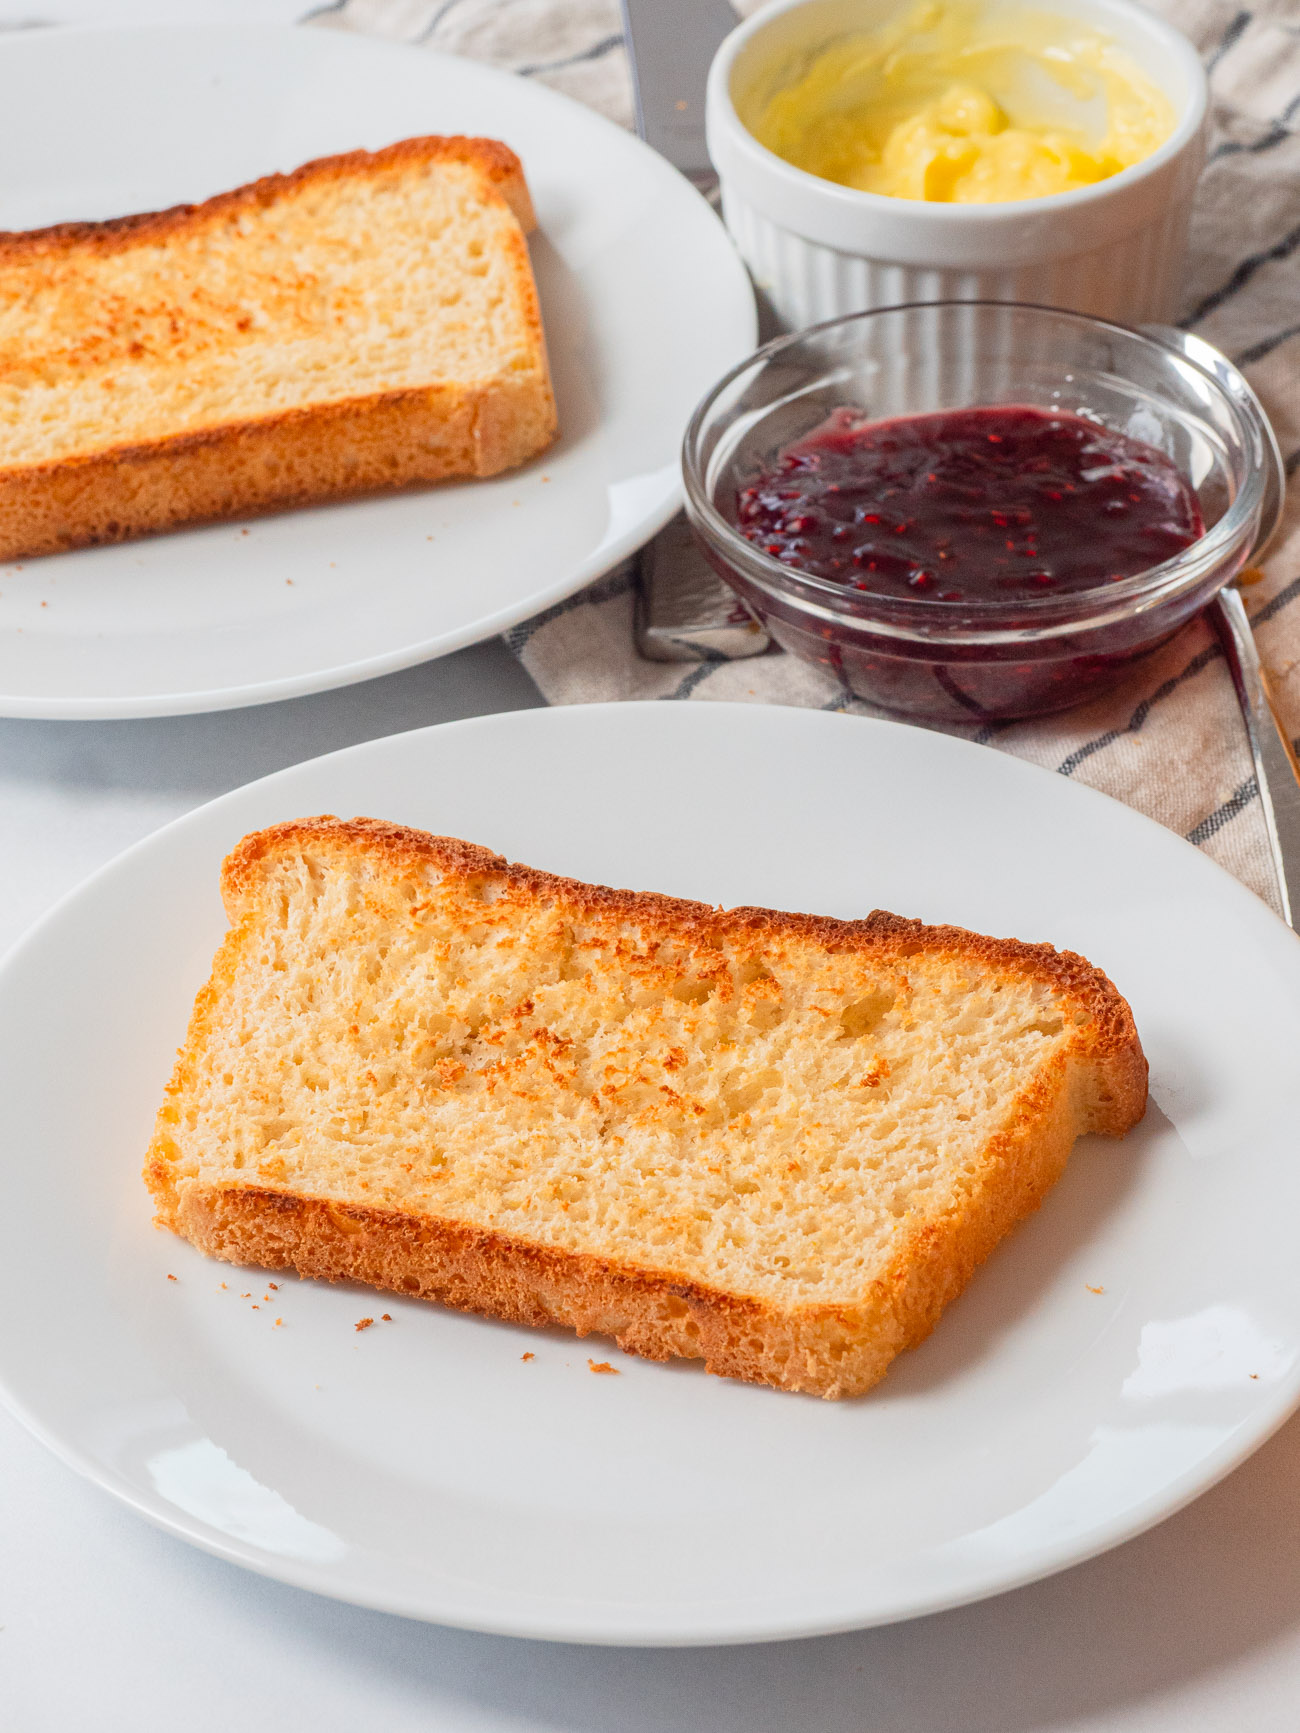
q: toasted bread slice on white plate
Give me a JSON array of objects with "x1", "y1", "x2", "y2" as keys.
[
  {"x1": 0, "y1": 135, "x2": 556, "y2": 558},
  {"x1": 145, "y1": 816, "x2": 1147, "y2": 1399}
]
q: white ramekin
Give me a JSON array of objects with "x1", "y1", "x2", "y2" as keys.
[{"x1": 706, "y1": 0, "x2": 1209, "y2": 332}]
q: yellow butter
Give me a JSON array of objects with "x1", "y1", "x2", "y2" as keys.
[{"x1": 746, "y1": 1, "x2": 1175, "y2": 203}]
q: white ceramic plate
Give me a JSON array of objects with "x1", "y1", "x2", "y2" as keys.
[
  {"x1": 0, "y1": 25, "x2": 755, "y2": 719},
  {"x1": 2, "y1": 702, "x2": 1300, "y2": 1646}
]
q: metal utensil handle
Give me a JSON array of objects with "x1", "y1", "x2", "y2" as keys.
[
  {"x1": 619, "y1": 0, "x2": 732, "y2": 193},
  {"x1": 1214, "y1": 584, "x2": 1300, "y2": 928},
  {"x1": 621, "y1": 0, "x2": 766, "y2": 660}
]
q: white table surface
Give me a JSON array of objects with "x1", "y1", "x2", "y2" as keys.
[{"x1": 5, "y1": 7, "x2": 1300, "y2": 1728}]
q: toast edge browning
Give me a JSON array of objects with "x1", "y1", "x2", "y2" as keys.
[
  {"x1": 0, "y1": 137, "x2": 554, "y2": 558},
  {"x1": 0, "y1": 371, "x2": 557, "y2": 558},
  {"x1": 0, "y1": 134, "x2": 537, "y2": 254},
  {"x1": 221, "y1": 815, "x2": 1150, "y2": 1133},
  {"x1": 146, "y1": 1046, "x2": 1090, "y2": 1399},
  {"x1": 144, "y1": 815, "x2": 1148, "y2": 1400}
]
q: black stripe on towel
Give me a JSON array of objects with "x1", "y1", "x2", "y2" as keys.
[
  {"x1": 662, "y1": 660, "x2": 724, "y2": 700},
  {"x1": 1186, "y1": 775, "x2": 1260, "y2": 844},
  {"x1": 1056, "y1": 642, "x2": 1223, "y2": 777},
  {"x1": 1205, "y1": 10, "x2": 1252, "y2": 75},
  {"x1": 1184, "y1": 218, "x2": 1300, "y2": 327},
  {"x1": 1234, "y1": 320, "x2": 1300, "y2": 366},
  {"x1": 517, "y1": 34, "x2": 623, "y2": 78},
  {"x1": 415, "y1": 0, "x2": 480, "y2": 43}
]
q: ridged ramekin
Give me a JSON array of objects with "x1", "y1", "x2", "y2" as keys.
[{"x1": 706, "y1": 0, "x2": 1210, "y2": 333}]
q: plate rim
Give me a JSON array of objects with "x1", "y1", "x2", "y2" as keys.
[
  {"x1": 0, "y1": 23, "x2": 755, "y2": 721},
  {"x1": 2, "y1": 699, "x2": 1299, "y2": 1646}
]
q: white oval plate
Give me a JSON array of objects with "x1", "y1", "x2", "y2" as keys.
[
  {"x1": 0, "y1": 25, "x2": 754, "y2": 719},
  {"x1": 2, "y1": 702, "x2": 1299, "y2": 1645}
]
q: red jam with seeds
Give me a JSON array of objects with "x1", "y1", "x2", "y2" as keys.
[
  {"x1": 735, "y1": 406, "x2": 1203, "y2": 601},
  {"x1": 716, "y1": 405, "x2": 1208, "y2": 721}
]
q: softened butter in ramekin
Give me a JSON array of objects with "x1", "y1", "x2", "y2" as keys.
[{"x1": 744, "y1": 0, "x2": 1175, "y2": 203}]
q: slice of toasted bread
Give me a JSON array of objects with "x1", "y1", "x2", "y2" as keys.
[
  {"x1": 0, "y1": 136, "x2": 556, "y2": 558},
  {"x1": 144, "y1": 817, "x2": 1147, "y2": 1399}
]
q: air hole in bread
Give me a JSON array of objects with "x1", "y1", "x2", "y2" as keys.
[
  {"x1": 839, "y1": 988, "x2": 896, "y2": 1039},
  {"x1": 672, "y1": 979, "x2": 714, "y2": 1005},
  {"x1": 327, "y1": 1205, "x2": 368, "y2": 1236}
]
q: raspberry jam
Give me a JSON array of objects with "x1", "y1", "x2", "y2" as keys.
[
  {"x1": 735, "y1": 405, "x2": 1204, "y2": 602},
  {"x1": 713, "y1": 404, "x2": 1209, "y2": 721}
]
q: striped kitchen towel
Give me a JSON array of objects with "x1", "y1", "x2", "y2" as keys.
[{"x1": 324, "y1": 0, "x2": 1300, "y2": 913}]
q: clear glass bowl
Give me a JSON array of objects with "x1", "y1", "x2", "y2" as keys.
[{"x1": 682, "y1": 302, "x2": 1269, "y2": 722}]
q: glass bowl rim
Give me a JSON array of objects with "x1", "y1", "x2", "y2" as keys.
[{"x1": 680, "y1": 299, "x2": 1267, "y2": 629}]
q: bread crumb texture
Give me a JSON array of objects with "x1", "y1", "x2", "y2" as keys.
[
  {"x1": 0, "y1": 137, "x2": 555, "y2": 556},
  {"x1": 144, "y1": 817, "x2": 1146, "y2": 1398}
]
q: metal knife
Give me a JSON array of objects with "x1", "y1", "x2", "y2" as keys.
[
  {"x1": 620, "y1": 0, "x2": 770, "y2": 661},
  {"x1": 620, "y1": 0, "x2": 733, "y2": 201},
  {"x1": 1142, "y1": 325, "x2": 1300, "y2": 929},
  {"x1": 1214, "y1": 584, "x2": 1300, "y2": 927}
]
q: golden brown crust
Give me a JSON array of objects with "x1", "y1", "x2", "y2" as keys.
[
  {"x1": 221, "y1": 814, "x2": 1148, "y2": 1138},
  {"x1": 157, "y1": 1037, "x2": 1082, "y2": 1400},
  {"x1": 147, "y1": 816, "x2": 1148, "y2": 1399},
  {"x1": 0, "y1": 134, "x2": 536, "y2": 254},
  {"x1": 0, "y1": 376, "x2": 555, "y2": 557},
  {"x1": 0, "y1": 135, "x2": 553, "y2": 558}
]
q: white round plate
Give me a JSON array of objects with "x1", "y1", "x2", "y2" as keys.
[
  {"x1": 2, "y1": 702, "x2": 1299, "y2": 1645},
  {"x1": 0, "y1": 25, "x2": 755, "y2": 719}
]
